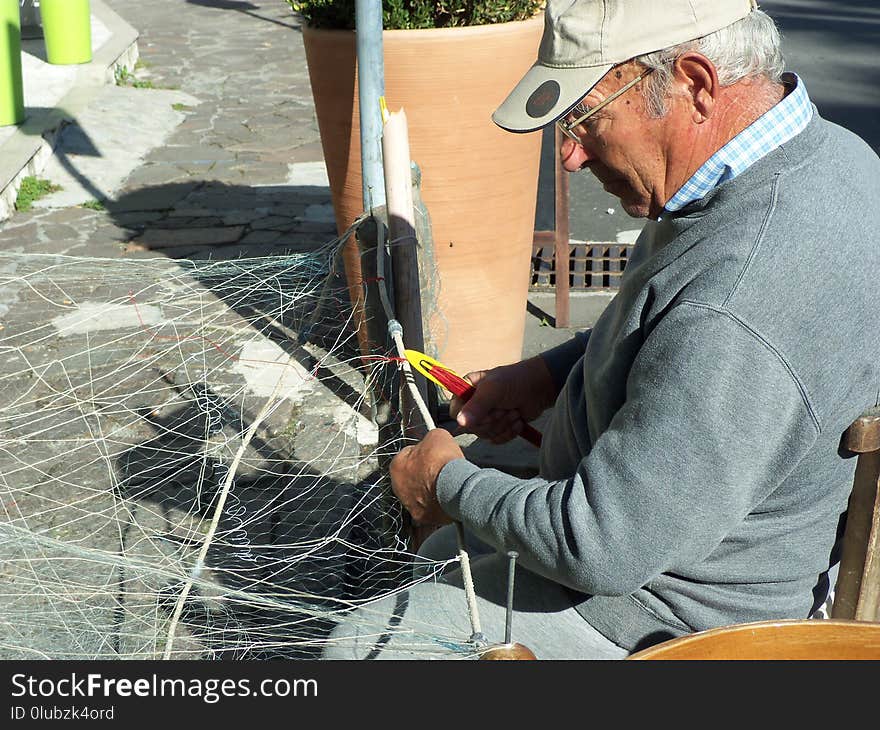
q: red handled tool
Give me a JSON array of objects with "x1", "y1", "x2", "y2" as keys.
[{"x1": 404, "y1": 349, "x2": 542, "y2": 448}]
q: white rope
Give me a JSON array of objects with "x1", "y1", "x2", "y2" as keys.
[
  {"x1": 162, "y1": 378, "x2": 283, "y2": 659},
  {"x1": 387, "y1": 321, "x2": 435, "y2": 432}
]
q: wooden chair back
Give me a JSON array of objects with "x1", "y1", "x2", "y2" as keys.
[
  {"x1": 832, "y1": 406, "x2": 880, "y2": 620},
  {"x1": 628, "y1": 619, "x2": 880, "y2": 659},
  {"x1": 629, "y1": 406, "x2": 880, "y2": 660}
]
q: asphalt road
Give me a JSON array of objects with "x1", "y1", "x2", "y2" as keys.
[{"x1": 536, "y1": 0, "x2": 880, "y2": 244}]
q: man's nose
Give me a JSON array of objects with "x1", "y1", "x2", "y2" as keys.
[{"x1": 560, "y1": 134, "x2": 593, "y2": 172}]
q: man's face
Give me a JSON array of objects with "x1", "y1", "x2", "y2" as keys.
[{"x1": 559, "y1": 63, "x2": 678, "y2": 219}]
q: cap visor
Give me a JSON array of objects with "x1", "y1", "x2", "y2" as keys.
[{"x1": 492, "y1": 61, "x2": 612, "y2": 133}]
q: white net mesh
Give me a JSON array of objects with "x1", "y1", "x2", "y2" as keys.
[{"x1": 0, "y1": 235, "x2": 471, "y2": 660}]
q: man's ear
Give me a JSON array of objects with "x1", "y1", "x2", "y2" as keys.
[{"x1": 672, "y1": 52, "x2": 719, "y2": 124}]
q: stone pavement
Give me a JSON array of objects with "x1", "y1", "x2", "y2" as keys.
[
  {"x1": 1, "y1": 0, "x2": 337, "y2": 260},
  {"x1": 0, "y1": 0, "x2": 400, "y2": 660}
]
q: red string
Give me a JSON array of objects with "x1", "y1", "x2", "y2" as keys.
[
  {"x1": 423, "y1": 363, "x2": 474, "y2": 401},
  {"x1": 360, "y1": 355, "x2": 406, "y2": 364}
]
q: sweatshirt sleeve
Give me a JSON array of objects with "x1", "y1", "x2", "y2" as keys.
[
  {"x1": 435, "y1": 302, "x2": 819, "y2": 597},
  {"x1": 539, "y1": 329, "x2": 591, "y2": 392}
]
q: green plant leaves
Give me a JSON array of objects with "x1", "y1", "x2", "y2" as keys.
[{"x1": 287, "y1": 0, "x2": 543, "y2": 30}]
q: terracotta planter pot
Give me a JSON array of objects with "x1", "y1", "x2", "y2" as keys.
[{"x1": 303, "y1": 15, "x2": 543, "y2": 376}]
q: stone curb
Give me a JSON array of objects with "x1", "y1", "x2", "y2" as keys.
[{"x1": 0, "y1": 0, "x2": 139, "y2": 223}]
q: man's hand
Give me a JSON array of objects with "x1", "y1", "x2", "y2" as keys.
[
  {"x1": 390, "y1": 428, "x2": 464, "y2": 526},
  {"x1": 451, "y1": 356, "x2": 557, "y2": 444}
]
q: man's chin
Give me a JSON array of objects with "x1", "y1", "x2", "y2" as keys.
[
  {"x1": 598, "y1": 182, "x2": 646, "y2": 218},
  {"x1": 616, "y1": 197, "x2": 650, "y2": 219}
]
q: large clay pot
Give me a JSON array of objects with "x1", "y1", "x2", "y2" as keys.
[{"x1": 303, "y1": 16, "x2": 543, "y2": 375}]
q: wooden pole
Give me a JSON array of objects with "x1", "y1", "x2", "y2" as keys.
[{"x1": 553, "y1": 125, "x2": 571, "y2": 328}]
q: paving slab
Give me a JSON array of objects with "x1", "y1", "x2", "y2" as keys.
[{"x1": 34, "y1": 86, "x2": 200, "y2": 208}]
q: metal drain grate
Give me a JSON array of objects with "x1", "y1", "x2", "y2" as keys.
[{"x1": 531, "y1": 241, "x2": 633, "y2": 291}]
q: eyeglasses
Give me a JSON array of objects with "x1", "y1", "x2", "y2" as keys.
[{"x1": 556, "y1": 67, "x2": 655, "y2": 142}]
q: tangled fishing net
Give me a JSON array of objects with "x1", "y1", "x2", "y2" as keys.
[{"x1": 0, "y1": 227, "x2": 475, "y2": 660}]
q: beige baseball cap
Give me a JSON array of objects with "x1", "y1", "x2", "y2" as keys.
[{"x1": 493, "y1": 0, "x2": 758, "y2": 132}]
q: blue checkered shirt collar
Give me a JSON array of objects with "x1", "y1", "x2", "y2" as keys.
[{"x1": 664, "y1": 73, "x2": 813, "y2": 213}]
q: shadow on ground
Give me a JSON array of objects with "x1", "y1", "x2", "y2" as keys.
[
  {"x1": 114, "y1": 380, "x2": 406, "y2": 659},
  {"x1": 185, "y1": 0, "x2": 301, "y2": 30},
  {"x1": 105, "y1": 180, "x2": 374, "y2": 415}
]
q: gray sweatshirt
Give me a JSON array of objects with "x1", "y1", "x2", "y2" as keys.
[{"x1": 436, "y1": 110, "x2": 880, "y2": 651}]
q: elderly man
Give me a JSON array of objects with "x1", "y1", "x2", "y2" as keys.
[{"x1": 324, "y1": 0, "x2": 880, "y2": 659}]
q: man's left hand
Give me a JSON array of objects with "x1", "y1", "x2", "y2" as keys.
[{"x1": 390, "y1": 428, "x2": 464, "y2": 526}]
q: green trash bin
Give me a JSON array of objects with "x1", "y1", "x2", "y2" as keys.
[
  {"x1": 40, "y1": 0, "x2": 92, "y2": 65},
  {"x1": 0, "y1": 0, "x2": 24, "y2": 125}
]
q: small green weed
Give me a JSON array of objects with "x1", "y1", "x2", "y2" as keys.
[
  {"x1": 15, "y1": 177, "x2": 61, "y2": 212},
  {"x1": 81, "y1": 200, "x2": 106, "y2": 211},
  {"x1": 115, "y1": 65, "x2": 155, "y2": 89},
  {"x1": 114, "y1": 65, "x2": 132, "y2": 85}
]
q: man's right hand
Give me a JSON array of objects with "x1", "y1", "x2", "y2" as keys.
[{"x1": 450, "y1": 356, "x2": 558, "y2": 444}]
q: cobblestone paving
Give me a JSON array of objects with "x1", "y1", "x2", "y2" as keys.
[{"x1": 0, "y1": 0, "x2": 333, "y2": 258}]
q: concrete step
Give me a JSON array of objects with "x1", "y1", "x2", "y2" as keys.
[{"x1": 0, "y1": 0, "x2": 139, "y2": 222}]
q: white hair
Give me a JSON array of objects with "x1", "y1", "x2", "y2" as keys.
[{"x1": 634, "y1": 9, "x2": 785, "y2": 118}]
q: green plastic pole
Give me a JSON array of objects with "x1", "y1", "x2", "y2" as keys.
[
  {"x1": 0, "y1": 0, "x2": 24, "y2": 126},
  {"x1": 40, "y1": 0, "x2": 92, "y2": 65}
]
